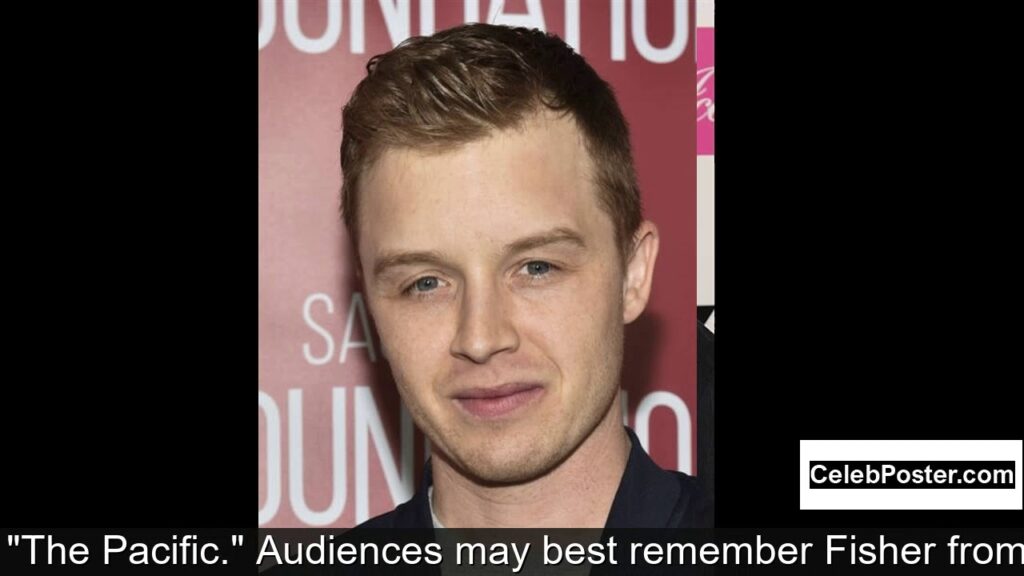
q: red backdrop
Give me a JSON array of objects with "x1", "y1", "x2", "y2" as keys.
[{"x1": 259, "y1": 0, "x2": 696, "y2": 528}]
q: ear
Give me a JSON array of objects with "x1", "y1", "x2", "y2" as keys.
[{"x1": 622, "y1": 220, "x2": 660, "y2": 324}]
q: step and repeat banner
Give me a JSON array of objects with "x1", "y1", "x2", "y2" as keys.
[
  {"x1": 259, "y1": 0, "x2": 706, "y2": 528},
  {"x1": 697, "y1": 0, "x2": 714, "y2": 332}
]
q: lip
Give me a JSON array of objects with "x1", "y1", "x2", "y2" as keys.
[{"x1": 452, "y1": 382, "x2": 545, "y2": 419}]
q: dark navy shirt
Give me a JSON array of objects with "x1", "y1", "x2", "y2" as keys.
[{"x1": 356, "y1": 426, "x2": 710, "y2": 529}]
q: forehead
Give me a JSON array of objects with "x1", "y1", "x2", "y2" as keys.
[{"x1": 358, "y1": 113, "x2": 613, "y2": 258}]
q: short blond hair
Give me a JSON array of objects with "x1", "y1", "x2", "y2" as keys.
[{"x1": 341, "y1": 23, "x2": 642, "y2": 262}]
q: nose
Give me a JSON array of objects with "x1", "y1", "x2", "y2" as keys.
[{"x1": 450, "y1": 277, "x2": 519, "y2": 364}]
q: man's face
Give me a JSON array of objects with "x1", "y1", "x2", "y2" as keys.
[{"x1": 358, "y1": 113, "x2": 630, "y2": 484}]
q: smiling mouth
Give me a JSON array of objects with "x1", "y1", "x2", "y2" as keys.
[{"x1": 452, "y1": 383, "x2": 545, "y2": 420}]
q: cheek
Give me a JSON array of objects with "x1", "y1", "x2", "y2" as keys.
[
  {"x1": 372, "y1": 302, "x2": 455, "y2": 384},
  {"x1": 518, "y1": 267, "x2": 624, "y2": 369}
]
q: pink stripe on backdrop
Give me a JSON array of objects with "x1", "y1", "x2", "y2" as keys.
[{"x1": 697, "y1": 27, "x2": 715, "y2": 155}]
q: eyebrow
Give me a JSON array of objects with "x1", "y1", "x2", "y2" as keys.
[
  {"x1": 504, "y1": 227, "x2": 587, "y2": 255},
  {"x1": 372, "y1": 227, "x2": 587, "y2": 278}
]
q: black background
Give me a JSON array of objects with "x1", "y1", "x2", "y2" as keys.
[
  {"x1": 714, "y1": 2, "x2": 1021, "y2": 529},
  {"x1": 4, "y1": 0, "x2": 1020, "y2": 548}
]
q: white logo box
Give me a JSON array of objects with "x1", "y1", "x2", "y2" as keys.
[{"x1": 799, "y1": 440, "x2": 1023, "y2": 510}]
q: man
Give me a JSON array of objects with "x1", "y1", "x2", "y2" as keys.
[{"x1": 340, "y1": 23, "x2": 709, "y2": 529}]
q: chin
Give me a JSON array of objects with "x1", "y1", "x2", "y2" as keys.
[{"x1": 451, "y1": 437, "x2": 568, "y2": 485}]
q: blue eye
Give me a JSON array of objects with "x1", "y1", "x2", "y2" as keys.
[
  {"x1": 524, "y1": 261, "x2": 551, "y2": 276},
  {"x1": 413, "y1": 276, "x2": 440, "y2": 292}
]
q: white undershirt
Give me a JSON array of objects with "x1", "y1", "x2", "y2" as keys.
[{"x1": 428, "y1": 485, "x2": 446, "y2": 528}]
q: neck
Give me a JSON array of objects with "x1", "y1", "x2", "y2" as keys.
[{"x1": 430, "y1": 394, "x2": 630, "y2": 528}]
